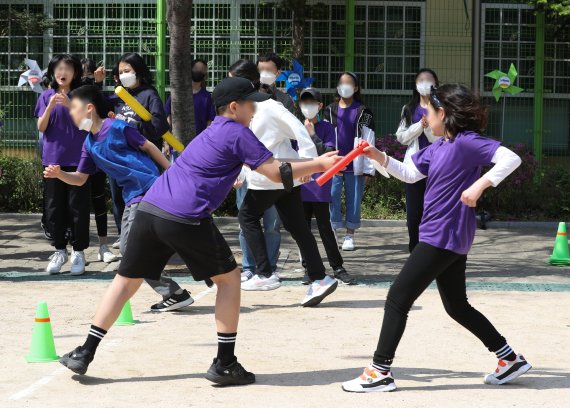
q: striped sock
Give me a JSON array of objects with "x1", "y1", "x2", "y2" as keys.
[
  {"x1": 371, "y1": 361, "x2": 391, "y2": 374},
  {"x1": 495, "y1": 343, "x2": 516, "y2": 361},
  {"x1": 217, "y1": 332, "x2": 237, "y2": 365},
  {"x1": 83, "y1": 325, "x2": 107, "y2": 355}
]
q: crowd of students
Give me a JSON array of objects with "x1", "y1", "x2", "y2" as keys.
[{"x1": 35, "y1": 50, "x2": 531, "y2": 390}]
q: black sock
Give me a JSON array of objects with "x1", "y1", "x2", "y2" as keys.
[
  {"x1": 82, "y1": 325, "x2": 107, "y2": 355},
  {"x1": 217, "y1": 332, "x2": 237, "y2": 365},
  {"x1": 495, "y1": 343, "x2": 516, "y2": 361}
]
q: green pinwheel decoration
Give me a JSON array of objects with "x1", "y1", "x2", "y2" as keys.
[{"x1": 485, "y1": 63, "x2": 524, "y2": 102}]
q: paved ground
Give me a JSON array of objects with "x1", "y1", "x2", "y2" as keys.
[{"x1": 1, "y1": 214, "x2": 569, "y2": 407}]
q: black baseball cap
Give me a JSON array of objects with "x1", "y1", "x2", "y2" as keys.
[
  {"x1": 300, "y1": 87, "x2": 322, "y2": 102},
  {"x1": 212, "y1": 77, "x2": 270, "y2": 108}
]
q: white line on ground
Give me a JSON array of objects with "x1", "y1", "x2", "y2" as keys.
[{"x1": 8, "y1": 286, "x2": 215, "y2": 402}]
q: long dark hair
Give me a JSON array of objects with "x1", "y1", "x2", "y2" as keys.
[
  {"x1": 334, "y1": 71, "x2": 362, "y2": 102},
  {"x1": 228, "y1": 59, "x2": 276, "y2": 99},
  {"x1": 430, "y1": 84, "x2": 488, "y2": 137},
  {"x1": 402, "y1": 68, "x2": 439, "y2": 127},
  {"x1": 115, "y1": 52, "x2": 153, "y2": 86},
  {"x1": 46, "y1": 54, "x2": 82, "y2": 91}
]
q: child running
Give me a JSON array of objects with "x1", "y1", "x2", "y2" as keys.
[
  {"x1": 57, "y1": 77, "x2": 343, "y2": 385},
  {"x1": 342, "y1": 84, "x2": 530, "y2": 393},
  {"x1": 43, "y1": 85, "x2": 194, "y2": 312}
]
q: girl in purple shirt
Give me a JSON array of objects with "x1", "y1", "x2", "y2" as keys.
[
  {"x1": 35, "y1": 54, "x2": 90, "y2": 276},
  {"x1": 342, "y1": 84, "x2": 530, "y2": 393}
]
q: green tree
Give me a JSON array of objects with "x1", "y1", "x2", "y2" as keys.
[
  {"x1": 166, "y1": 0, "x2": 195, "y2": 146},
  {"x1": 0, "y1": 9, "x2": 56, "y2": 36},
  {"x1": 529, "y1": 0, "x2": 570, "y2": 38}
]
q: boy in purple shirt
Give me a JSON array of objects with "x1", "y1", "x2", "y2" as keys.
[
  {"x1": 58, "y1": 77, "x2": 343, "y2": 386},
  {"x1": 342, "y1": 84, "x2": 530, "y2": 393},
  {"x1": 298, "y1": 87, "x2": 354, "y2": 285},
  {"x1": 44, "y1": 85, "x2": 194, "y2": 313},
  {"x1": 35, "y1": 54, "x2": 90, "y2": 276}
]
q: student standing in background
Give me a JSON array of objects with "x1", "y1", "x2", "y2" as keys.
[{"x1": 256, "y1": 52, "x2": 295, "y2": 114}]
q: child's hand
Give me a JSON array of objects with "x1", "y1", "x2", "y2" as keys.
[
  {"x1": 362, "y1": 146, "x2": 387, "y2": 166},
  {"x1": 94, "y1": 66, "x2": 106, "y2": 83},
  {"x1": 421, "y1": 115, "x2": 428, "y2": 128},
  {"x1": 318, "y1": 151, "x2": 344, "y2": 172},
  {"x1": 43, "y1": 165, "x2": 61, "y2": 179},
  {"x1": 298, "y1": 175, "x2": 312, "y2": 183},
  {"x1": 47, "y1": 93, "x2": 59, "y2": 109},
  {"x1": 57, "y1": 90, "x2": 71, "y2": 108},
  {"x1": 304, "y1": 119, "x2": 315, "y2": 136},
  {"x1": 461, "y1": 183, "x2": 485, "y2": 207}
]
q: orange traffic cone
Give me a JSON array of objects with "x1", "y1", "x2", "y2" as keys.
[
  {"x1": 25, "y1": 302, "x2": 59, "y2": 362},
  {"x1": 549, "y1": 222, "x2": 570, "y2": 266}
]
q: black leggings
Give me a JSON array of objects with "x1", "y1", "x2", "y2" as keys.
[
  {"x1": 302, "y1": 201, "x2": 343, "y2": 270},
  {"x1": 373, "y1": 242, "x2": 507, "y2": 366},
  {"x1": 238, "y1": 187, "x2": 326, "y2": 281},
  {"x1": 89, "y1": 171, "x2": 108, "y2": 238},
  {"x1": 404, "y1": 178, "x2": 426, "y2": 253}
]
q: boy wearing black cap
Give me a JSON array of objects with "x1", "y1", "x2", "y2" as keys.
[
  {"x1": 299, "y1": 88, "x2": 355, "y2": 285},
  {"x1": 58, "y1": 77, "x2": 343, "y2": 386}
]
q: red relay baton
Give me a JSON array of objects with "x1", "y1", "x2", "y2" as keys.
[{"x1": 315, "y1": 140, "x2": 370, "y2": 186}]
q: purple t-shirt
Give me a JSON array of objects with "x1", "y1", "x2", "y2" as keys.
[
  {"x1": 301, "y1": 121, "x2": 336, "y2": 202},
  {"x1": 336, "y1": 101, "x2": 360, "y2": 172},
  {"x1": 412, "y1": 105, "x2": 430, "y2": 150},
  {"x1": 34, "y1": 89, "x2": 87, "y2": 166},
  {"x1": 165, "y1": 88, "x2": 216, "y2": 136},
  {"x1": 143, "y1": 116, "x2": 273, "y2": 219},
  {"x1": 412, "y1": 131, "x2": 501, "y2": 254},
  {"x1": 77, "y1": 118, "x2": 147, "y2": 206}
]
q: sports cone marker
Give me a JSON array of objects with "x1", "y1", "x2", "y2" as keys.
[
  {"x1": 25, "y1": 302, "x2": 59, "y2": 362},
  {"x1": 115, "y1": 300, "x2": 138, "y2": 326},
  {"x1": 549, "y1": 222, "x2": 570, "y2": 266}
]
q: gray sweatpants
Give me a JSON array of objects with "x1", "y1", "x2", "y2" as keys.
[{"x1": 120, "y1": 202, "x2": 182, "y2": 299}]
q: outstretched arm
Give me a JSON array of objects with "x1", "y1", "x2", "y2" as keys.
[
  {"x1": 363, "y1": 146, "x2": 425, "y2": 184},
  {"x1": 43, "y1": 165, "x2": 89, "y2": 186},
  {"x1": 254, "y1": 151, "x2": 343, "y2": 184}
]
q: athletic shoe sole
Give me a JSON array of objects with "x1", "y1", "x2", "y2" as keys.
[
  {"x1": 241, "y1": 282, "x2": 281, "y2": 291},
  {"x1": 205, "y1": 368, "x2": 256, "y2": 386},
  {"x1": 342, "y1": 382, "x2": 397, "y2": 393},
  {"x1": 301, "y1": 280, "x2": 338, "y2": 307},
  {"x1": 152, "y1": 296, "x2": 195, "y2": 312},
  {"x1": 486, "y1": 362, "x2": 532, "y2": 385},
  {"x1": 59, "y1": 355, "x2": 89, "y2": 375}
]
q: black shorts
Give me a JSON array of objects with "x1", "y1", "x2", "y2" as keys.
[{"x1": 118, "y1": 210, "x2": 237, "y2": 282}]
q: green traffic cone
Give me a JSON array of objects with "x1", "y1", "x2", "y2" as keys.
[
  {"x1": 25, "y1": 302, "x2": 59, "y2": 362},
  {"x1": 115, "y1": 300, "x2": 137, "y2": 326},
  {"x1": 549, "y1": 222, "x2": 570, "y2": 266}
]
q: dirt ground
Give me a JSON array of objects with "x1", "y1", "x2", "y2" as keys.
[{"x1": 1, "y1": 281, "x2": 569, "y2": 408}]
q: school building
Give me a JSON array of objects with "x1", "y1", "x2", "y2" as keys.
[{"x1": 0, "y1": 0, "x2": 568, "y2": 163}]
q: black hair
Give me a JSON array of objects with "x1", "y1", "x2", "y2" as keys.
[
  {"x1": 70, "y1": 85, "x2": 112, "y2": 118},
  {"x1": 402, "y1": 68, "x2": 439, "y2": 127},
  {"x1": 256, "y1": 52, "x2": 284, "y2": 70},
  {"x1": 115, "y1": 52, "x2": 153, "y2": 86},
  {"x1": 46, "y1": 54, "x2": 83, "y2": 91},
  {"x1": 81, "y1": 58, "x2": 97, "y2": 75},
  {"x1": 228, "y1": 59, "x2": 261, "y2": 89},
  {"x1": 430, "y1": 84, "x2": 488, "y2": 137},
  {"x1": 192, "y1": 58, "x2": 208, "y2": 69},
  {"x1": 335, "y1": 71, "x2": 362, "y2": 102}
]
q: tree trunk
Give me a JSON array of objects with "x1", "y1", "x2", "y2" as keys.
[
  {"x1": 291, "y1": 0, "x2": 306, "y2": 65},
  {"x1": 167, "y1": 0, "x2": 195, "y2": 146}
]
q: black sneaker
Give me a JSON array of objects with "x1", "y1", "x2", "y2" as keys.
[
  {"x1": 334, "y1": 267, "x2": 357, "y2": 285},
  {"x1": 150, "y1": 289, "x2": 194, "y2": 312},
  {"x1": 59, "y1": 346, "x2": 93, "y2": 375},
  {"x1": 301, "y1": 270, "x2": 310, "y2": 285},
  {"x1": 205, "y1": 358, "x2": 255, "y2": 386}
]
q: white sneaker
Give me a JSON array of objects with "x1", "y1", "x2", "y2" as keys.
[
  {"x1": 241, "y1": 270, "x2": 254, "y2": 283},
  {"x1": 97, "y1": 244, "x2": 117, "y2": 263},
  {"x1": 70, "y1": 250, "x2": 86, "y2": 275},
  {"x1": 301, "y1": 275, "x2": 338, "y2": 307},
  {"x1": 342, "y1": 366, "x2": 397, "y2": 393},
  {"x1": 46, "y1": 250, "x2": 68, "y2": 274},
  {"x1": 342, "y1": 235, "x2": 355, "y2": 251},
  {"x1": 241, "y1": 273, "x2": 281, "y2": 291},
  {"x1": 484, "y1": 354, "x2": 531, "y2": 385},
  {"x1": 112, "y1": 238, "x2": 121, "y2": 249}
]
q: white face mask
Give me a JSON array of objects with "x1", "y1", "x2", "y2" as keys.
[
  {"x1": 416, "y1": 81, "x2": 434, "y2": 96},
  {"x1": 119, "y1": 72, "x2": 137, "y2": 88},
  {"x1": 259, "y1": 70, "x2": 277, "y2": 85},
  {"x1": 78, "y1": 111, "x2": 93, "y2": 132},
  {"x1": 301, "y1": 104, "x2": 320, "y2": 120},
  {"x1": 337, "y1": 83, "x2": 355, "y2": 98}
]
